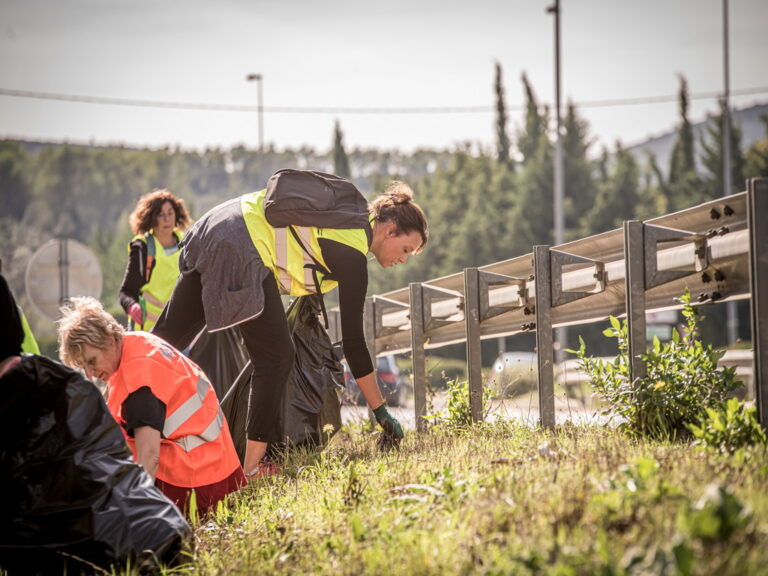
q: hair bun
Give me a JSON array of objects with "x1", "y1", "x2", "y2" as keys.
[{"x1": 385, "y1": 181, "x2": 413, "y2": 204}]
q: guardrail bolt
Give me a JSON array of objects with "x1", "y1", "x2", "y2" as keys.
[
  {"x1": 711, "y1": 291, "x2": 722, "y2": 301},
  {"x1": 723, "y1": 204, "x2": 734, "y2": 216},
  {"x1": 714, "y1": 270, "x2": 726, "y2": 282},
  {"x1": 697, "y1": 292, "x2": 709, "y2": 303},
  {"x1": 523, "y1": 306, "x2": 533, "y2": 316},
  {"x1": 701, "y1": 272, "x2": 712, "y2": 283},
  {"x1": 710, "y1": 208, "x2": 721, "y2": 220}
]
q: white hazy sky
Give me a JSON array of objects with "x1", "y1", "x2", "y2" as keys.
[{"x1": 1, "y1": 0, "x2": 767, "y2": 154}]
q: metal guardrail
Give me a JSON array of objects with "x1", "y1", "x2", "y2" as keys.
[{"x1": 329, "y1": 178, "x2": 768, "y2": 431}]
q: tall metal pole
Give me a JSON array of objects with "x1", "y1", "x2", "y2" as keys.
[
  {"x1": 246, "y1": 73, "x2": 264, "y2": 151},
  {"x1": 548, "y1": 0, "x2": 567, "y2": 362},
  {"x1": 722, "y1": 0, "x2": 738, "y2": 344},
  {"x1": 550, "y1": 0, "x2": 564, "y2": 247}
]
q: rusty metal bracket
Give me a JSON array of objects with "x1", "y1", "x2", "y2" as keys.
[
  {"x1": 550, "y1": 249, "x2": 606, "y2": 307},
  {"x1": 478, "y1": 271, "x2": 527, "y2": 322},
  {"x1": 644, "y1": 224, "x2": 708, "y2": 289}
]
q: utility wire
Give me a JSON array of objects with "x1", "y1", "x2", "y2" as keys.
[{"x1": 0, "y1": 86, "x2": 767, "y2": 114}]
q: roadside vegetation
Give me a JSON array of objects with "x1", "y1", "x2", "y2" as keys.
[
  {"x1": 179, "y1": 422, "x2": 767, "y2": 576},
  {"x1": 169, "y1": 293, "x2": 766, "y2": 576}
]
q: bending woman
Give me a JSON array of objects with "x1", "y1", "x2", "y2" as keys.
[
  {"x1": 153, "y1": 175, "x2": 429, "y2": 477},
  {"x1": 58, "y1": 297, "x2": 246, "y2": 517},
  {"x1": 119, "y1": 189, "x2": 192, "y2": 331}
]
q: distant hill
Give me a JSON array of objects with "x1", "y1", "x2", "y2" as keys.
[{"x1": 626, "y1": 102, "x2": 768, "y2": 176}]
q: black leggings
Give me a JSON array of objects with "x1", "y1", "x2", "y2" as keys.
[{"x1": 153, "y1": 269, "x2": 294, "y2": 444}]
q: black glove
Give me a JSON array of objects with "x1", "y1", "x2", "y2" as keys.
[{"x1": 373, "y1": 403, "x2": 403, "y2": 451}]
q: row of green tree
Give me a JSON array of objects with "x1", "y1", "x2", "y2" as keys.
[{"x1": 1, "y1": 68, "x2": 766, "y2": 353}]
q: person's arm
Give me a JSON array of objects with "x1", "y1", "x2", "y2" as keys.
[
  {"x1": 133, "y1": 426, "x2": 161, "y2": 479},
  {"x1": 319, "y1": 238, "x2": 402, "y2": 444},
  {"x1": 353, "y1": 371, "x2": 385, "y2": 409},
  {"x1": 122, "y1": 386, "x2": 166, "y2": 478},
  {"x1": 318, "y1": 238, "x2": 374, "y2": 385},
  {"x1": 119, "y1": 240, "x2": 147, "y2": 313}
]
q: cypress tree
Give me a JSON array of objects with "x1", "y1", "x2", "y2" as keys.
[
  {"x1": 583, "y1": 143, "x2": 640, "y2": 235},
  {"x1": 669, "y1": 75, "x2": 696, "y2": 183},
  {"x1": 562, "y1": 102, "x2": 596, "y2": 237},
  {"x1": 665, "y1": 76, "x2": 702, "y2": 211},
  {"x1": 700, "y1": 99, "x2": 745, "y2": 198},
  {"x1": 494, "y1": 62, "x2": 512, "y2": 167},
  {"x1": 333, "y1": 119, "x2": 351, "y2": 178},
  {"x1": 517, "y1": 73, "x2": 547, "y2": 164}
]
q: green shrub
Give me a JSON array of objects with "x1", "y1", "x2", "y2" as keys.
[
  {"x1": 688, "y1": 397, "x2": 767, "y2": 451},
  {"x1": 574, "y1": 289, "x2": 739, "y2": 440},
  {"x1": 426, "y1": 377, "x2": 491, "y2": 431}
]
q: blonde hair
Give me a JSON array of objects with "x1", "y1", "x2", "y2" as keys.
[
  {"x1": 57, "y1": 297, "x2": 124, "y2": 369},
  {"x1": 369, "y1": 181, "x2": 429, "y2": 253},
  {"x1": 128, "y1": 189, "x2": 192, "y2": 236}
]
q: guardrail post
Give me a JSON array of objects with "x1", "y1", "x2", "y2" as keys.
[
  {"x1": 533, "y1": 246, "x2": 556, "y2": 429},
  {"x1": 624, "y1": 220, "x2": 647, "y2": 383},
  {"x1": 464, "y1": 268, "x2": 484, "y2": 423},
  {"x1": 409, "y1": 282, "x2": 428, "y2": 432},
  {"x1": 748, "y1": 178, "x2": 768, "y2": 428}
]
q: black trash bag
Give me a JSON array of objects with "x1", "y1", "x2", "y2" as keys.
[
  {"x1": 221, "y1": 295, "x2": 345, "y2": 463},
  {"x1": 0, "y1": 355, "x2": 190, "y2": 574},
  {"x1": 188, "y1": 327, "x2": 249, "y2": 400}
]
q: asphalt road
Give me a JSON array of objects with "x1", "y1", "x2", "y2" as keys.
[{"x1": 341, "y1": 393, "x2": 603, "y2": 430}]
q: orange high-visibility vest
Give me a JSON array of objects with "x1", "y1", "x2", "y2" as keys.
[{"x1": 106, "y1": 332, "x2": 242, "y2": 488}]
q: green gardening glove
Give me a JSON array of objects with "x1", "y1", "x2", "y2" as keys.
[{"x1": 373, "y1": 403, "x2": 403, "y2": 451}]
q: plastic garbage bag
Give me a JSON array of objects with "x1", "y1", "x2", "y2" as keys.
[
  {"x1": 221, "y1": 295, "x2": 345, "y2": 462},
  {"x1": 189, "y1": 327, "x2": 249, "y2": 400},
  {"x1": 0, "y1": 355, "x2": 190, "y2": 574}
]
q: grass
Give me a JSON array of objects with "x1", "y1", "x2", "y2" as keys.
[{"x1": 167, "y1": 422, "x2": 768, "y2": 575}]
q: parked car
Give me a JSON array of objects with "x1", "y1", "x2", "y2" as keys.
[
  {"x1": 488, "y1": 351, "x2": 538, "y2": 397},
  {"x1": 343, "y1": 355, "x2": 410, "y2": 407}
]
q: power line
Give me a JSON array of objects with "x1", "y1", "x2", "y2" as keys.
[{"x1": 0, "y1": 86, "x2": 767, "y2": 114}]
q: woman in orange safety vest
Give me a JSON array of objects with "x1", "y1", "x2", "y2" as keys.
[{"x1": 57, "y1": 296, "x2": 245, "y2": 517}]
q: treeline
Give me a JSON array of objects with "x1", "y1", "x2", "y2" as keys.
[{"x1": 1, "y1": 71, "x2": 767, "y2": 355}]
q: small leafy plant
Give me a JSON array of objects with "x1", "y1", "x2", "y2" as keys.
[
  {"x1": 426, "y1": 377, "x2": 491, "y2": 431},
  {"x1": 574, "y1": 289, "x2": 739, "y2": 440},
  {"x1": 688, "y1": 397, "x2": 767, "y2": 451}
]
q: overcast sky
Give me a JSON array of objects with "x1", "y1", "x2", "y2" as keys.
[{"x1": 1, "y1": 0, "x2": 766, "y2": 154}]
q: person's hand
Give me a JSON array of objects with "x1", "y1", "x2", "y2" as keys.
[
  {"x1": 373, "y1": 403, "x2": 403, "y2": 451},
  {"x1": 127, "y1": 302, "x2": 143, "y2": 326}
]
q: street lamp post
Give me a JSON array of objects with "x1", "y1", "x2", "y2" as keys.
[
  {"x1": 547, "y1": 0, "x2": 567, "y2": 363},
  {"x1": 547, "y1": 0, "x2": 564, "y2": 249},
  {"x1": 722, "y1": 0, "x2": 739, "y2": 344},
  {"x1": 246, "y1": 73, "x2": 264, "y2": 151}
]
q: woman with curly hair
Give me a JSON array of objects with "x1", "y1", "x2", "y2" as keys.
[
  {"x1": 119, "y1": 190, "x2": 192, "y2": 331},
  {"x1": 153, "y1": 172, "x2": 429, "y2": 478}
]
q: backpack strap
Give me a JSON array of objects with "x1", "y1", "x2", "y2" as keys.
[
  {"x1": 144, "y1": 232, "x2": 156, "y2": 283},
  {"x1": 288, "y1": 226, "x2": 331, "y2": 328}
]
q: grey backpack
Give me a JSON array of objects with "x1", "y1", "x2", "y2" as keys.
[{"x1": 264, "y1": 169, "x2": 369, "y2": 229}]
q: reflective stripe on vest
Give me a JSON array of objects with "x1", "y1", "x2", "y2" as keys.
[
  {"x1": 163, "y1": 372, "x2": 225, "y2": 452},
  {"x1": 241, "y1": 190, "x2": 368, "y2": 296},
  {"x1": 106, "y1": 332, "x2": 241, "y2": 487}
]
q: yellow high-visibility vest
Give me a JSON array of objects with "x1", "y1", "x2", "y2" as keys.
[
  {"x1": 241, "y1": 190, "x2": 369, "y2": 296},
  {"x1": 129, "y1": 230, "x2": 183, "y2": 331}
]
